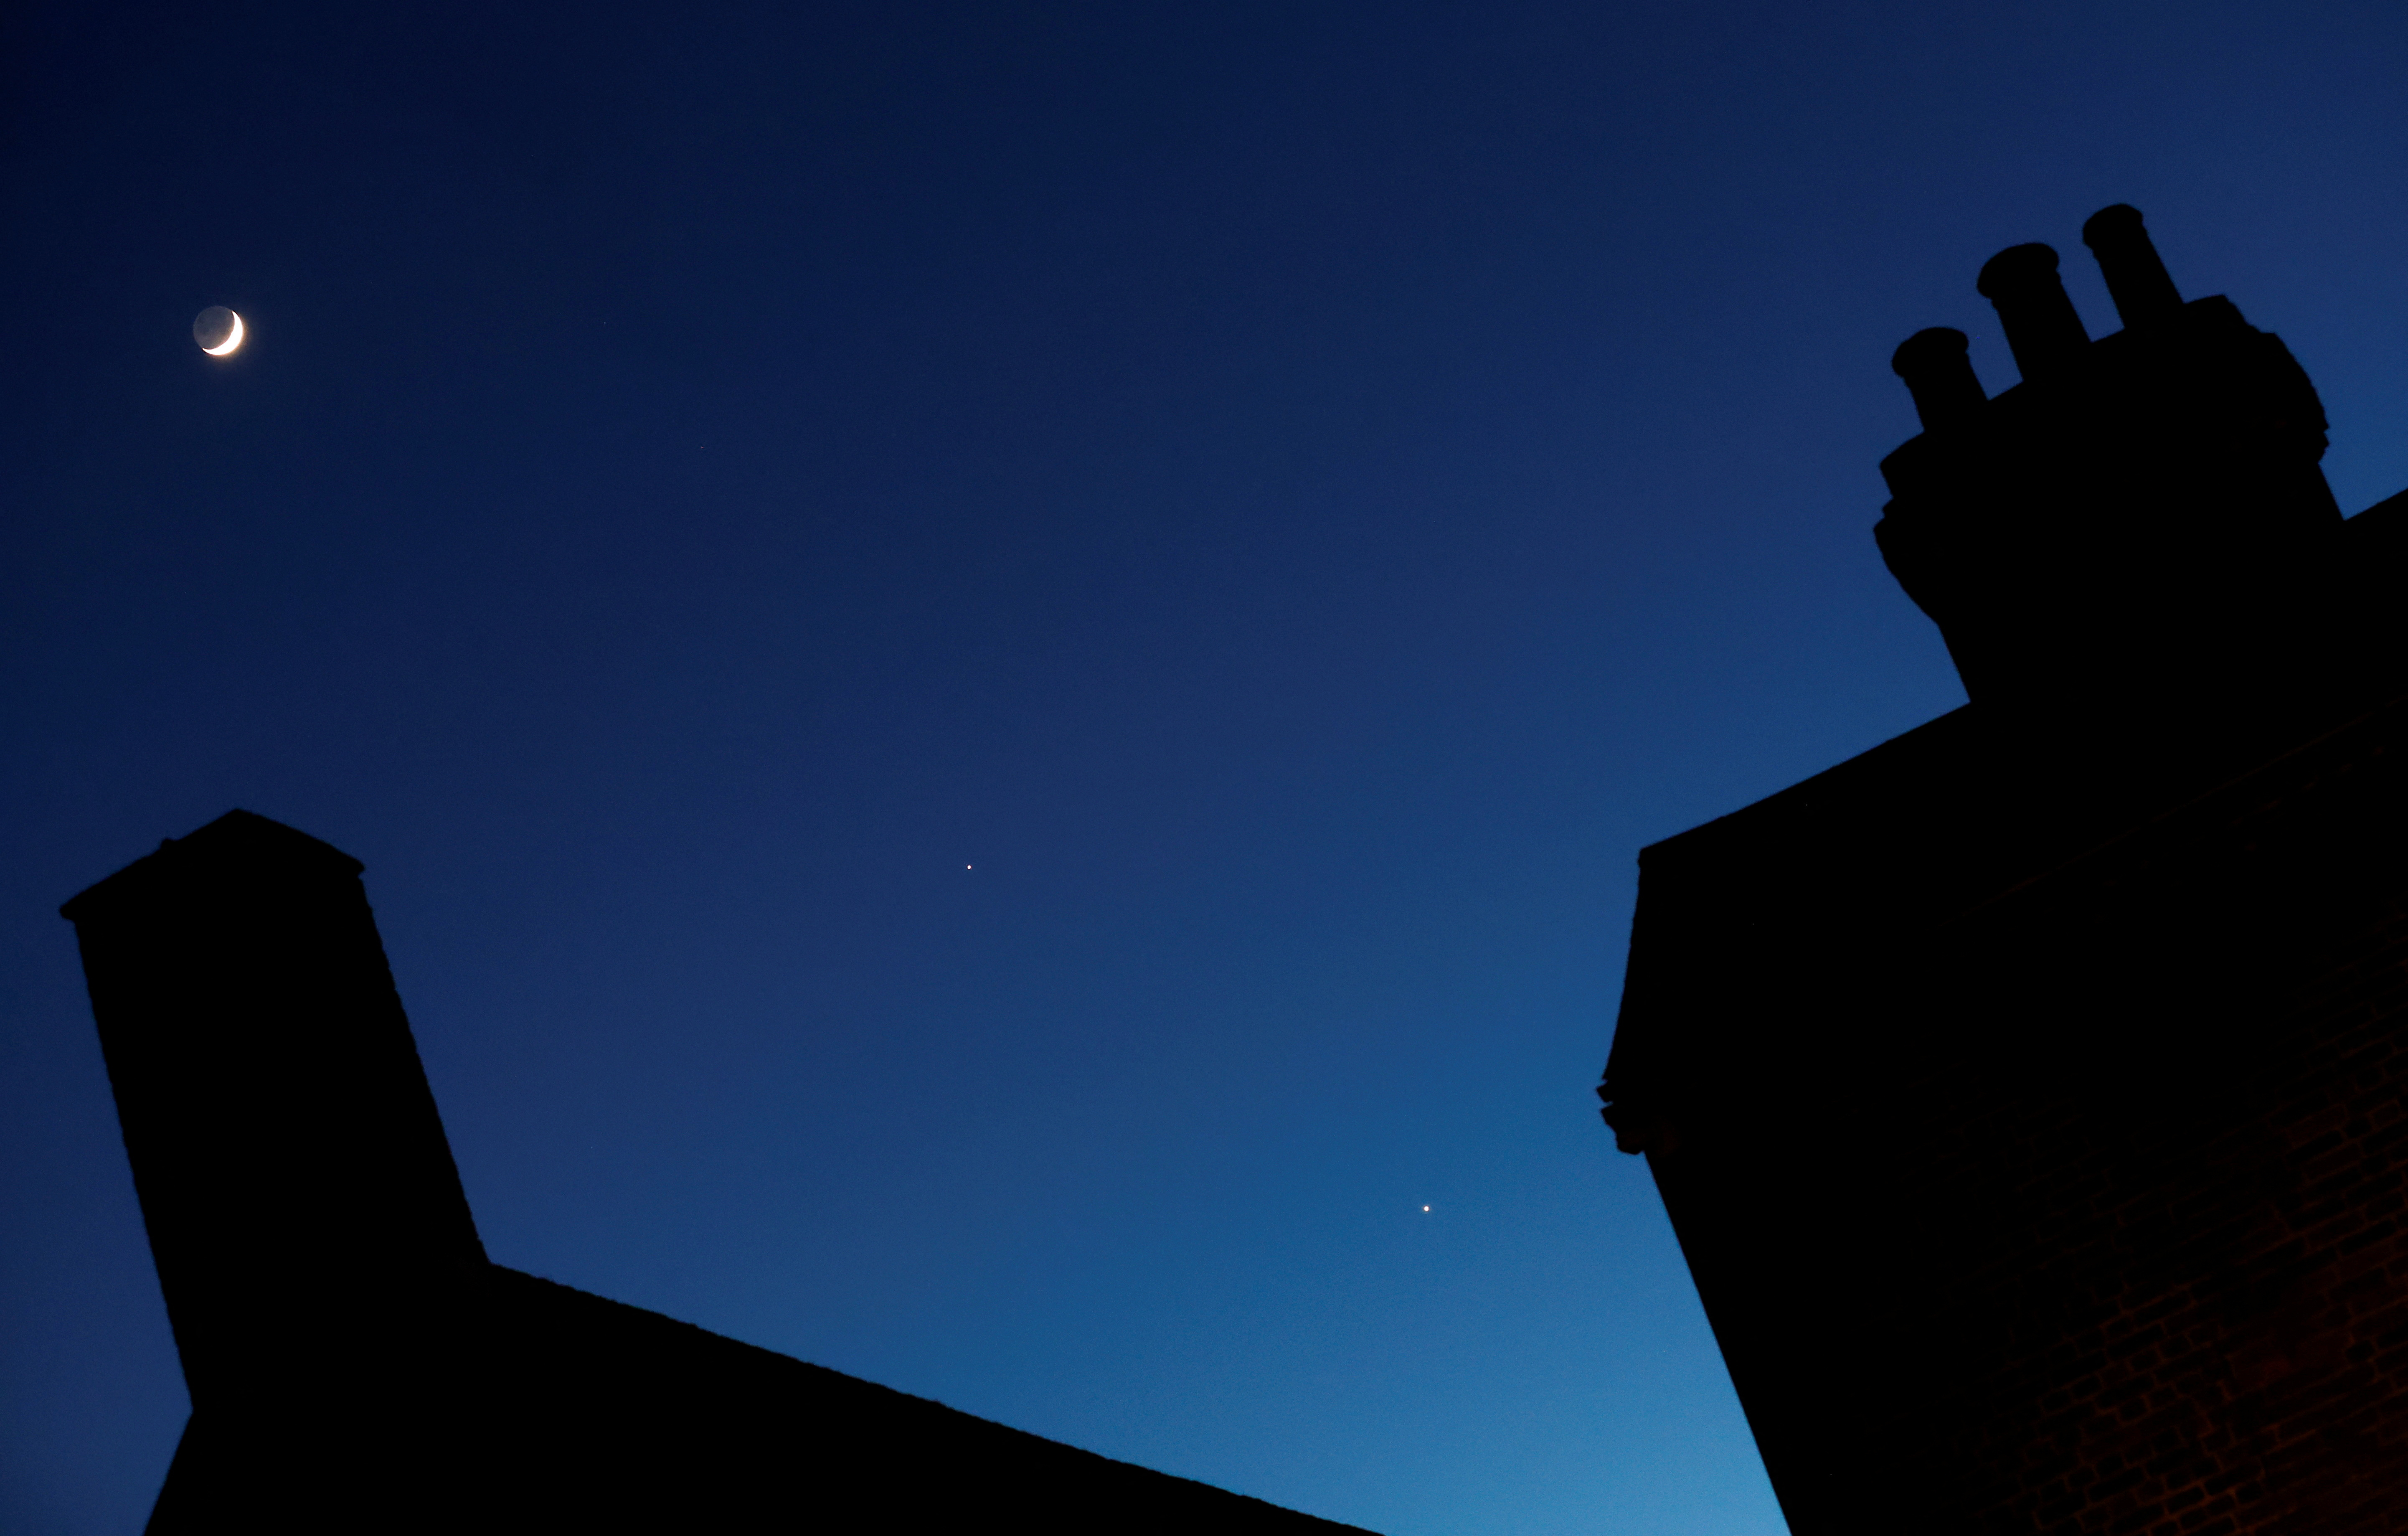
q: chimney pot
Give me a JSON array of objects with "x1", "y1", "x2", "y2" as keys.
[
  {"x1": 1891, "y1": 328, "x2": 1987, "y2": 432},
  {"x1": 1976, "y1": 243, "x2": 2091, "y2": 385},
  {"x1": 2081, "y1": 204, "x2": 2184, "y2": 331}
]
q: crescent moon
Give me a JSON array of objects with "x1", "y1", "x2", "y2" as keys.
[{"x1": 203, "y1": 311, "x2": 246, "y2": 356}]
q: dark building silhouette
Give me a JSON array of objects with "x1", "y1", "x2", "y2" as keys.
[
  {"x1": 1601, "y1": 206, "x2": 2408, "y2": 1535},
  {"x1": 63, "y1": 810, "x2": 1373, "y2": 1534}
]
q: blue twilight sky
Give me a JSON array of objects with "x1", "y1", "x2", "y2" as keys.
[{"x1": 4, "y1": 3, "x2": 2405, "y2": 1532}]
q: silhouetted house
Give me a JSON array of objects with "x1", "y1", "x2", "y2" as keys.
[
  {"x1": 1601, "y1": 206, "x2": 2408, "y2": 1535},
  {"x1": 63, "y1": 811, "x2": 1372, "y2": 1534}
]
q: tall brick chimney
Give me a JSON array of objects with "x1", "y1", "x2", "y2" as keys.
[
  {"x1": 60, "y1": 811, "x2": 487, "y2": 1412},
  {"x1": 1601, "y1": 208, "x2": 2408, "y2": 1536}
]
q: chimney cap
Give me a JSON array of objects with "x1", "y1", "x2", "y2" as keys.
[
  {"x1": 2080, "y1": 203, "x2": 2147, "y2": 249},
  {"x1": 1976, "y1": 243, "x2": 2062, "y2": 300},
  {"x1": 1892, "y1": 326, "x2": 1971, "y2": 378},
  {"x1": 59, "y1": 809, "x2": 363, "y2": 926}
]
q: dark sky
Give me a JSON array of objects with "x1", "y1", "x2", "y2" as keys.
[{"x1": 4, "y1": 3, "x2": 2405, "y2": 1531}]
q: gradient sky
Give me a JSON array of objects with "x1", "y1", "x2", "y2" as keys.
[{"x1": 4, "y1": 3, "x2": 2405, "y2": 1532}]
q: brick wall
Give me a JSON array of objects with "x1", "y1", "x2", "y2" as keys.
[{"x1": 1607, "y1": 690, "x2": 2408, "y2": 1535}]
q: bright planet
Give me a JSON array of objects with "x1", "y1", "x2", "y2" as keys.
[{"x1": 192, "y1": 306, "x2": 244, "y2": 356}]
